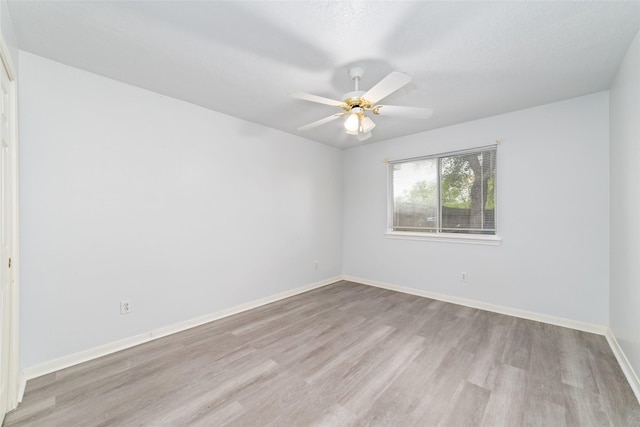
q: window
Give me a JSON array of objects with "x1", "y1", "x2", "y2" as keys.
[{"x1": 389, "y1": 146, "x2": 497, "y2": 238}]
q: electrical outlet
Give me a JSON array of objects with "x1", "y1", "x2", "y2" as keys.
[
  {"x1": 120, "y1": 300, "x2": 132, "y2": 314},
  {"x1": 461, "y1": 272, "x2": 467, "y2": 282}
]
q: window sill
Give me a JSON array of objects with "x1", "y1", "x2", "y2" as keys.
[{"x1": 385, "y1": 231, "x2": 502, "y2": 246}]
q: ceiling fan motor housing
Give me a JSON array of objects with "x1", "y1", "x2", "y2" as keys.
[{"x1": 342, "y1": 90, "x2": 371, "y2": 111}]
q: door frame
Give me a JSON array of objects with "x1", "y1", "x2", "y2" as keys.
[{"x1": 0, "y1": 33, "x2": 19, "y2": 416}]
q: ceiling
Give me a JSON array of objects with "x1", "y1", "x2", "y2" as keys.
[{"x1": 7, "y1": 1, "x2": 640, "y2": 148}]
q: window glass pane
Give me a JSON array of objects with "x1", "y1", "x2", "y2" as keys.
[
  {"x1": 441, "y1": 149, "x2": 496, "y2": 234},
  {"x1": 392, "y1": 158, "x2": 438, "y2": 232}
]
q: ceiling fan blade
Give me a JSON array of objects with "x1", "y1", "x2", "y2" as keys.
[
  {"x1": 291, "y1": 92, "x2": 345, "y2": 107},
  {"x1": 362, "y1": 72, "x2": 412, "y2": 104},
  {"x1": 298, "y1": 113, "x2": 345, "y2": 131},
  {"x1": 373, "y1": 105, "x2": 434, "y2": 119}
]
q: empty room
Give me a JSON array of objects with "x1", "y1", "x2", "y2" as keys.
[{"x1": 1, "y1": 1, "x2": 640, "y2": 425}]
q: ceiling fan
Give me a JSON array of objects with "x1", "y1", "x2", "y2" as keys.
[{"x1": 291, "y1": 67, "x2": 433, "y2": 142}]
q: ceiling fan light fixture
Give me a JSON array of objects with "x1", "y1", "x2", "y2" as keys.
[
  {"x1": 344, "y1": 107, "x2": 362, "y2": 132},
  {"x1": 360, "y1": 115, "x2": 375, "y2": 133}
]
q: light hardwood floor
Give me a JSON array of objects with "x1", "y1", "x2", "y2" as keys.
[{"x1": 4, "y1": 281, "x2": 640, "y2": 426}]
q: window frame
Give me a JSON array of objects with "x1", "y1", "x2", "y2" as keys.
[{"x1": 385, "y1": 145, "x2": 501, "y2": 246}]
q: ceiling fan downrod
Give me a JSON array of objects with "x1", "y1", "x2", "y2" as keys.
[{"x1": 350, "y1": 66, "x2": 364, "y2": 92}]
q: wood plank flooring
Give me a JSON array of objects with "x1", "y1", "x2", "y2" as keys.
[{"x1": 4, "y1": 281, "x2": 640, "y2": 426}]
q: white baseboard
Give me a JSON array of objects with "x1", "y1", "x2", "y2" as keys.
[
  {"x1": 20, "y1": 274, "x2": 640, "y2": 407},
  {"x1": 17, "y1": 371, "x2": 26, "y2": 404},
  {"x1": 605, "y1": 329, "x2": 640, "y2": 403},
  {"x1": 342, "y1": 275, "x2": 607, "y2": 335},
  {"x1": 20, "y1": 275, "x2": 343, "y2": 396}
]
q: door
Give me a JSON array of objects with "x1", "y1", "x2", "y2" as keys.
[{"x1": 0, "y1": 41, "x2": 16, "y2": 422}]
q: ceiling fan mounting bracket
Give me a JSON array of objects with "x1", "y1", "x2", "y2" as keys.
[{"x1": 349, "y1": 67, "x2": 364, "y2": 81}]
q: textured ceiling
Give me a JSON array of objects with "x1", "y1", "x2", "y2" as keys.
[{"x1": 7, "y1": 1, "x2": 640, "y2": 148}]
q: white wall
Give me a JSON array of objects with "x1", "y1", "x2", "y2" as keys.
[
  {"x1": 18, "y1": 52, "x2": 342, "y2": 369},
  {"x1": 15, "y1": 47, "x2": 623, "y2": 371},
  {"x1": 343, "y1": 92, "x2": 610, "y2": 325},
  {"x1": 610, "y1": 30, "x2": 640, "y2": 379}
]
